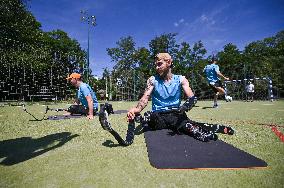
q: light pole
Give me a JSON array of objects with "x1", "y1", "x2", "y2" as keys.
[{"x1": 80, "y1": 10, "x2": 97, "y2": 83}]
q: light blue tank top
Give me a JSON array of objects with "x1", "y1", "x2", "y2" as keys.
[
  {"x1": 152, "y1": 75, "x2": 182, "y2": 112},
  {"x1": 77, "y1": 83, "x2": 99, "y2": 109},
  {"x1": 203, "y1": 64, "x2": 220, "y2": 84}
]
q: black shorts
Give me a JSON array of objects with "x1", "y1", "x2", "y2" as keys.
[
  {"x1": 67, "y1": 105, "x2": 98, "y2": 115},
  {"x1": 148, "y1": 111, "x2": 189, "y2": 131},
  {"x1": 247, "y1": 92, "x2": 254, "y2": 97},
  {"x1": 209, "y1": 80, "x2": 224, "y2": 93}
]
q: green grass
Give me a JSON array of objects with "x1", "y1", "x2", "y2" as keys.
[{"x1": 0, "y1": 100, "x2": 284, "y2": 188}]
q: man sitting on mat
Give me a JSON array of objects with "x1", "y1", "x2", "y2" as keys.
[
  {"x1": 66, "y1": 73, "x2": 99, "y2": 120},
  {"x1": 127, "y1": 53, "x2": 234, "y2": 142}
]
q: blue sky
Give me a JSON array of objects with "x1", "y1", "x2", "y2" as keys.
[{"x1": 27, "y1": 0, "x2": 284, "y2": 77}]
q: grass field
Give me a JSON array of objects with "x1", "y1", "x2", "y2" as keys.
[{"x1": 0, "y1": 100, "x2": 283, "y2": 188}]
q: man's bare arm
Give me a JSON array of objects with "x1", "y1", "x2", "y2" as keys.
[
  {"x1": 217, "y1": 72, "x2": 229, "y2": 80},
  {"x1": 179, "y1": 76, "x2": 196, "y2": 113},
  {"x1": 181, "y1": 76, "x2": 194, "y2": 97},
  {"x1": 135, "y1": 76, "x2": 154, "y2": 112},
  {"x1": 85, "y1": 95, "x2": 94, "y2": 119},
  {"x1": 127, "y1": 77, "x2": 154, "y2": 120}
]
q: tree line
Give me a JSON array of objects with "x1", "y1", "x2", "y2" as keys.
[
  {"x1": 0, "y1": 0, "x2": 89, "y2": 100},
  {"x1": 106, "y1": 31, "x2": 284, "y2": 100},
  {"x1": 1, "y1": 0, "x2": 283, "y2": 101}
]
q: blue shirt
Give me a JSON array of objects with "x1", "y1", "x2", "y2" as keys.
[
  {"x1": 203, "y1": 64, "x2": 220, "y2": 84},
  {"x1": 77, "y1": 83, "x2": 98, "y2": 109},
  {"x1": 151, "y1": 75, "x2": 182, "y2": 112}
]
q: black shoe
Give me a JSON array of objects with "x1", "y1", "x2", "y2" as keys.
[{"x1": 213, "y1": 104, "x2": 219, "y2": 108}]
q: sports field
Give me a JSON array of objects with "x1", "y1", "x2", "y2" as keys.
[{"x1": 0, "y1": 100, "x2": 283, "y2": 188}]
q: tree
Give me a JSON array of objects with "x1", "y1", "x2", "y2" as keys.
[
  {"x1": 107, "y1": 36, "x2": 136, "y2": 70},
  {"x1": 149, "y1": 33, "x2": 179, "y2": 61},
  {"x1": 0, "y1": 0, "x2": 88, "y2": 100},
  {"x1": 218, "y1": 43, "x2": 243, "y2": 79},
  {"x1": 175, "y1": 42, "x2": 192, "y2": 76}
]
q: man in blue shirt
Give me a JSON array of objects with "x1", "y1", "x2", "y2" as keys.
[
  {"x1": 66, "y1": 73, "x2": 99, "y2": 119},
  {"x1": 127, "y1": 53, "x2": 234, "y2": 142},
  {"x1": 203, "y1": 57, "x2": 230, "y2": 108}
]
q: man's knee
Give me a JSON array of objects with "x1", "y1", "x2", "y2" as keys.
[
  {"x1": 67, "y1": 105, "x2": 88, "y2": 115},
  {"x1": 216, "y1": 87, "x2": 225, "y2": 95}
]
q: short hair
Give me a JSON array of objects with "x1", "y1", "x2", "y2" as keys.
[
  {"x1": 210, "y1": 55, "x2": 217, "y2": 63},
  {"x1": 155, "y1": 53, "x2": 172, "y2": 61}
]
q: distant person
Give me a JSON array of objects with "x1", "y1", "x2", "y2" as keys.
[
  {"x1": 203, "y1": 57, "x2": 230, "y2": 108},
  {"x1": 246, "y1": 81, "x2": 255, "y2": 102},
  {"x1": 66, "y1": 73, "x2": 99, "y2": 119}
]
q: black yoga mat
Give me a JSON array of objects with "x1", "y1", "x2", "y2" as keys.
[
  {"x1": 47, "y1": 114, "x2": 84, "y2": 120},
  {"x1": 144, "y1": 129, "x2": 267, "y2": 169}
]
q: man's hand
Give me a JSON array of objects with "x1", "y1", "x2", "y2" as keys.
[
  {"x1": 224, "y1": 77, "x2": 230, "y2": 81},
  {"x1": 87, "y1": 114, "x2": 94, "y2": 120},
  {"x1": 127, "y1": 107, "x2": 139, "y2": 121}
]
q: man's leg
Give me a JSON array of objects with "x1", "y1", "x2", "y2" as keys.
[
  {"x1": 250, "y1": 92, "x2": 254, "y2": 102},
  {"x1": 213, "y1": 87, "x2": 226, "y2": 107},
  {"x1": 148, "y1": 112, "x2": 168, "y2": 130},
  {"x1": 182, "y1": 121, "x2": 218, "y2": 142},
  {"x1": 175, "y1": 113, "x2": 218, "y2": 142},
  {"x1": 213, "y1": 91, "x2": 219, "y2": 107},
  {"x1": 188, "y1": 119, "x2": 234, "y2": 135},
  {"x1": 211, "y1": 81, "x2": 226, "y2": 107},
  {"x1": 67, "y1": 105, "x2": 88, "y2": 115}
]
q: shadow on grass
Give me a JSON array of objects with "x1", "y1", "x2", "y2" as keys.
[
  {"x1": 202, "y1": 106, "x2": 214, "y2": 109},
  {"x1": 102, "y1": 124, "x2": 149, "y2": 147},
  {"x1": 102, "y1": 140, "x2": 121, "y2": 147},
  {"x1": 0, "y1": 132, "x2": 79, "y2": 166}
]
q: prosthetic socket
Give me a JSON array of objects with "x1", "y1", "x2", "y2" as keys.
[{"x1": 179, "y1": 96, "x2": 197, "y2": 113}]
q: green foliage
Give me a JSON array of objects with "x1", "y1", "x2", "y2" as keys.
[
  {"x1": 0, "y1": 0, "x2": 87, "y2": 100},
  {"x1": 149, "y1": 33, "x2": 179, "y2": 59},
  {"x1": 107, "y1": 36, "x2": 136, "y2": 71},
  {"x1": 106, "y1": 30, "x2": 283, "y2": 99},
  {"x1": 242, "y1": 31, "x2": 284, "y2": 96},
  {"x1": 218, "y1": 43, "x2": 243, "y2": 79}
]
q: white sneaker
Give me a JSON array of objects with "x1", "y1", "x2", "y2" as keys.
[{"x1": 225, "y1": 96, "x2": 232, "y2": 102}]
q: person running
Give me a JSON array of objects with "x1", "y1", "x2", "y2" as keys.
[{"x1": 203, "y1": 57, "x2": 230, "y2": 108}]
